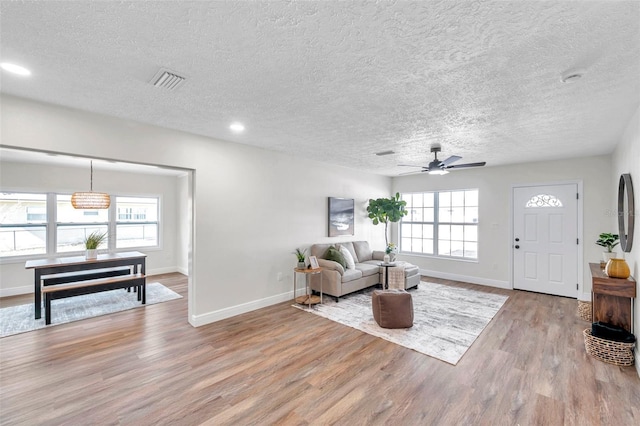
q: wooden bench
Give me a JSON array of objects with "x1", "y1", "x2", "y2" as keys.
[
  {"x1": 42, "y1": 273, "x2": 146, "y2": 325},
  {"x1": 42, "y1": 267, "x2": 132, "y2": 286}
]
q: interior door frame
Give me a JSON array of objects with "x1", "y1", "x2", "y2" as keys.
[{"x1": 510, "y1": 180, "x2": 584, "y2": 295}]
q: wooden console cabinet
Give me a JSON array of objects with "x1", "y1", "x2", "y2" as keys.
[{"x1": 589, "y1": 263, "x2": 636, "y2": 332}]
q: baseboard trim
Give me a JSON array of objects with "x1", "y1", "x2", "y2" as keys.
[
  {"x1": 0, "y1": 285, "x2": 32, "y2": 298},
  {"x1": 419, "y1": 269, "x2": 511, "y2": 290},
  {"x1": 190, "y1": 291, "x2": 295, "y2": 327},
  {"x1": 147, "y1": 267, "x2": 180, "y2": 276}
]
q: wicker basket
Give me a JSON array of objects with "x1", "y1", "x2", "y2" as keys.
[
  {"x1": 577, "y1": 300, "x2": 592, "y2": 322},
  {"x1": 583, "y1": 329, "x2": 635, "y2": 366}
]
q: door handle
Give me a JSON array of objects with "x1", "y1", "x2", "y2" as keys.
[
  {"x1": 515, "y1": 238, "x2": 520, "y2": 242},
  {"x1": 515, "y1": 245, "x2": 520, "y2": 249}
]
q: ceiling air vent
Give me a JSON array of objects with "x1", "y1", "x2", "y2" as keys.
[{"x1": 149, "y1": 68, "x2": 186, "y2": 90}]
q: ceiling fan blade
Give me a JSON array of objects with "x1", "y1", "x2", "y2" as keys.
[
  {"x1": 441, "y1": 155, "x2": 462, "y2": 166},
  {"x1": 446, "y1": 161, "x2": 487, "y2": 169},
  {"x1": 398, "y1": 170, "x2": 425, "y2": 176},
  {"x1": 397, "y1": 164, "x2": 424, "y2": 168}
]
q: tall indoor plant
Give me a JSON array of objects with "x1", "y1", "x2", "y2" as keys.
[{"x1": 366, "y1": 192, "x2": 408, "y2": 247}]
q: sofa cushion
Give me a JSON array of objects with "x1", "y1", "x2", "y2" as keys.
[
  {"x1": 326, "y1": 246, "x2": 346, "y2": 269},
  {"x1": 355, "y1": 262, "x2": 380, "y2": 277},
  {"x1": 342, "y1": 268, "x2": 363, "y2": 283},
  {"x1": 310, "y1": 243, "x2": 333, "y2": 259},
  {"x1": 340, "y1": 245, "x2": 356, "y2": 269},
  {"x1": 353, "y1": 241, "x2": 373, "y2": 262},
  {"x1": 317, "y1": 258, "x2": 345, "y2": 275},
  {"x1": 337, "y1": 242, "x2": 359, "y2": 264}
]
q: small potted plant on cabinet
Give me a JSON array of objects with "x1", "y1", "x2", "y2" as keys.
[
  {"x1": 595, "y1": 232, "x2": 619, "y2": 264},
  {"x1": 84, "y1": 230, "x2": 107, "y2": 260}
]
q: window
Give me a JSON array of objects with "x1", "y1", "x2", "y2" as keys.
[
  {"x1": 0, "y1": 193, "x2": 48, "y2": 257},
  {"x1": 116, "y1": 197, "x2": 158, "y2": 248},
  {"x1": 0, "y1": 192, "x2": 160, "y2": 259},
  {"x1": 526, "y1": 194, "x2": 563, "y2": 208},
  {"x1": 400, "y1": 189, "x2": 479, "y2": 260},
  {"x1": 56, "y1": 194, "x2": 109, "y2": 253}
]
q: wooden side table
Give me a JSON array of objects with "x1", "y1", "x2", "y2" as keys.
[
  {"x1": 293, "y1": 267, "x2": 323, "y2": 309},
  {"x1": 589, "y1": 263, "x2": 636, "y2": 332}
]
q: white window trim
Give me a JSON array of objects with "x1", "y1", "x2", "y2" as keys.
[
  {"x1": 400, "y1": 189, "x2": 479, "y2": 261},
  {"x1": 0, "y1": 191, "x2": 161, "y2": 264}
]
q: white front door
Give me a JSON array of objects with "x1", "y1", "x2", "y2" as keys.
[{"x1": 513, "y1": 184, "x2": 578, "y2": 298}]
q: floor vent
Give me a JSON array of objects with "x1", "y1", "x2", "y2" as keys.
[{"x1": 149, "y1": 69, "x2": 186, "y2": 90}]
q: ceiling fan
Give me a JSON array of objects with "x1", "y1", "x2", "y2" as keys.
[{"x1": 398, "y1": 146, "x2": 486, "y2": 175}]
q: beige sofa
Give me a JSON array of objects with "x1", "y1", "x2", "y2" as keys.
[{"x1": 309, "y1": 241, "x2": 420, "y2": 301}]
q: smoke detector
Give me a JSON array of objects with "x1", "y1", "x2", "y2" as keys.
[{"x1": 561, "y1": 68, "x2": 585, "y2": 83}]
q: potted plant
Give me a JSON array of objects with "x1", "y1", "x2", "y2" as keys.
[
  {"x1": 595, "y1": 232, "x2": 619, "y2": 263},
  {"x1": 366, "y1": 192, "x2": 408, "y2": 248},
  {"x1": 385, "y1": 242, "x2": 397, "y2": 262},
  {"x1": 84, "y1": 230, "x2": 107, "y2": 260},
  {"x1": 293, "y1": 248, "x2": 307, "y2": 269}
]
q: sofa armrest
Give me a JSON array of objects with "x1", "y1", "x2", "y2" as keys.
[
  {"x1": 318, "y1": 258, "x2": 345, "y2": 275},
  {"x1": 372, "y1": 251, "x2": 386, "y2": 261}
]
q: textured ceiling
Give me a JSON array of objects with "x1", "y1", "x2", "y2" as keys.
[{"x1": 1, "y1": 1, "x2": 639, "y2": 176}]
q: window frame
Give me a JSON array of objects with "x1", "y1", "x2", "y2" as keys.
[
  {"x1": 400, "y1": 189, "x2": 479, "y2": 261},
  {"x1": 114, "y1": 196, "x2": 160, "y2": 249},
  {"x1": 0, "y1": 191, "x2": 161, "y2": 263}
]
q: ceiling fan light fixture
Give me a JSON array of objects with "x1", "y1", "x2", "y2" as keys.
[{"x1": 428, "y1": 169, "x2": 449, "y2": 175}]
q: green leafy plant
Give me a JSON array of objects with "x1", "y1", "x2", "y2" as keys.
[
  {"x1": 366, "y1": 193, "x2": 408, "y2": 246},
  {"x1": 84, "y1": 230, "x2": 107, "y2": 250},
  {"x1": 293, "y1": 248, "x2": 307, "y2": 262},
  {"x1": 595, "y1": 233, "x2": 619, "y2": 253},
  {"x1": 385, "y1": 243, "x2": 397, "y2": 254}
]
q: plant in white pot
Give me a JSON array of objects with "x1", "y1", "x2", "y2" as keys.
[
  {"x1": 367, "y1": 193, "x2": 408, "y2": 259},
  {"x1": 293, "y1": 248, "x2": 307, "y2": 269},
  {"x1": 84, "y1": 230, "x2": 107, "y2": 260},
  {"x1": 595, "y1": 232, "x2": 619, "y2": 263}
]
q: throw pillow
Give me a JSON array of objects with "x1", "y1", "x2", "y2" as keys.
[
  {"x1": 326, "y1": 246, "x2": 347, "y2": 269},
  {"x1": 340, "y1": 245, "x2": 356, "y2": 269}
]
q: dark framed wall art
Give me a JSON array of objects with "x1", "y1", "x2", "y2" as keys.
[{"x1": 328, "y1": 197, "x2": 354, "y2": 237}]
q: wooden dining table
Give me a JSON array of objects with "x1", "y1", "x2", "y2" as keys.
[{"x1": 25, "y1": 251, "x2": 146, "y2": 320}]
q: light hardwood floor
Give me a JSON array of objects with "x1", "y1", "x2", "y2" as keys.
[{"x1": 1, "y1": 273, "x2": 638, "y2": 425}]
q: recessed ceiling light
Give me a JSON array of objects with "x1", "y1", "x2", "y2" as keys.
[
  {"x1": 0, "y1": 62, "x2": 31, "y2": 76},
  {"x1": 229, "y1": 122, "x2": 245, "y2": 133}
]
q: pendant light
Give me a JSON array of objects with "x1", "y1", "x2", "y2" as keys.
[{"x1": 71, "y1": 160, "x2": 111, "y2": 209}]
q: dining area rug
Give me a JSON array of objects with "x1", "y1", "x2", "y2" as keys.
[
  {"x1": 294, "y1": 282, "x2": 508, "y2": 365},
  {"x1": 0, "y1": 282, "x2": 182, "y2": 338}
]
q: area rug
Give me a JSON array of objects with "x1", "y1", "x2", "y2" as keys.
[
  {"x1": 0, "y1": 282, "x2": 182, "y2": 338},
  {"x1": 294, "y1": 282, "x2": 508, "y2": 365}
]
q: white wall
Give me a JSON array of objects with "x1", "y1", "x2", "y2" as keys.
[
  {"x1": 0, "y1": 94, "x2": 391, "y2": 325},
  {"x1": 176, "y1": 173, "x2": 190, "y2": 275},
  {"x1": 610, "y1": 105, "x2": 639, "y2": 375},
  {"x1": 392, "y1": 155, "x2": 612, "y2": 294},
  {"x1": 0, "y1": 161, "x2": 180, "y2": 296}
]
